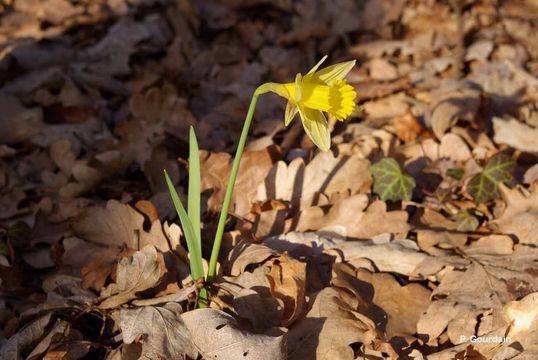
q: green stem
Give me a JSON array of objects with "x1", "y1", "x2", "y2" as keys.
[
  {"x1": 207, "y1": 93, "x2": 259, "y2": 282},
  {"x1": 198, "y1": 286, "x2": 209, "y2": 308}
]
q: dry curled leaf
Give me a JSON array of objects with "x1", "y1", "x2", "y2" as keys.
[
  {"x1": 288, "y1": 286, "x2": 379, "y2": 360},
  {"x1": 120, "y1": 302, "x2": 196, "y2": 360},
  {"x1": 72, "y1": 200, "x2": 172, "y2": 252},
  {"x1": 98, "y1": 245, "x2": 164, "y2": 309},
  {"x1": 265, "y1": 254, "x2": 306, "y2": 326},
  {"x1": 429, "y1": 86, "x2": 481, "y2": 139},
  {"x1": 201, "y1": 146, "x2": 278, "y2": 216}
]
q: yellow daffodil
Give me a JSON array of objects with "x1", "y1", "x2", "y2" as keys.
[{"x1": 255, "y1": 55, "x2": 357, "y2": 151}]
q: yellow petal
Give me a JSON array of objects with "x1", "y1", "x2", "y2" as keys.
[
  {"x1": 255, "y1": 82, "x2": 289, "y2": 99},
  {"x1": 294, "y1": 73, "x2": 302, "y2": 102},
  {"x1": 306, "y1": 55, "x2": 328, "y2": 75},
  {"x1": 294, "y1": 77, "x2": 356, "y2": 121},
  {"x1": 285, "y1": 101, "x2": 298, "y2": 126},
  {"x1": 313, "y1": 60, "x2": 356, "y2": 85},
  {"x1": 298, "y1": 105, "x2": 330, "y2": 151},
  {"x1": 281, "y1": 73, "x2": 303, "y2": 103}
]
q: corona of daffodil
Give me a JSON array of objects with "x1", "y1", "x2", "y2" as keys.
[{"x1": 256, "y1": 55, "x2": 357, "y2": 151}]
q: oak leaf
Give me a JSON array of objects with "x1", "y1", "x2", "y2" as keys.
[
  {"x1": 120, "y1": 302, "x2": 196, "y2": 359},
  {"x1": 98, "y1": 245, "x2": 165, "y2": 309},
  {"x1": 182, "y1": 308, "x2": 287, "y2": 360}
]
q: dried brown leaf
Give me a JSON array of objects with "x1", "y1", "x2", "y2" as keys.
[
  {"x1": 429, "y1": 86, "x2": 481, "y2": 139},
  {"x1": 265, "y1": 254, "x2": 306, "y2": 326},
  {"x1": 356, "y1": 269, "x2": 431, "y2": 339},
  {"x1": 201, "y1": 146, "x2": 278, "y2": 216},
  {"x1": 120, "y1": 302, "x2": 196, "y2": 360},
  {"x1": 293, "y1": 196, "x2": 410, "y2": 239},
  {"x1": 0, "y1": 314, "x2": 53, "y2": 360},
  {"x1": 182, "y1": 308, "x2": 287, "y2": 360},
  {"x1": 493, "y1": 116, "x2": 538, "y2": 153},
  {"x1": 288, "y1": 286, "x2": 378, "y2": 360},
  {"x1": 227, "y1": 242, "x2": 278, "y2": 276},
  {"x1": 257, "y1": 151, "x2": 371, "y2": 209},
  {"x1": 492, "y1": 184, "x2": 538, "y2": 245},
  {"x1": 98, "y1": 245, "x2": 164, "y2": 309}
]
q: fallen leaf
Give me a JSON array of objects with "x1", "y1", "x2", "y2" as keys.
[
  {"x1": 465, "y1": 39, "x2": 494, "y2": 62},
  {"x1": 429, "y1": 86, "x2": 481, "y2": 139},
  {"x1": 0, "y1": 92, "x2": 43, "y2": 145},
  {"x1": 361, "y1": 271, "x2": 431, "y2": 339},
  {"x1": 293, "y1": 195, "x2": 411, "y2": 239},
  {"x1": 68, "y1": 200, "x2": 178, "y2": 289},
  {"x1": 25, "y1": 320, "x2": 72, "y2": 360},
  {"x1": 227, "y1": 241, "x2": 278, "y2": 276},
  {"x1": 493, "y1": 116, "x2": 538, "y2": 153},
  {"x1": 39, "y1": 0, "x2": 81, "y2": 25},
  {"x1": 257, "y1": 150, "x2": 371, "y2": 209},
  {"x1": 0, "y1": 314, "x2": 53, "y2": 360},
  {"x1": 288, "y1": 286, "x2": 378, "y2": 360},
  {"x1": 0, "y1": 190, "x2": 26, "y2": 220},
  {"x1": 369, "y1": 58, "x2": 399, "y2": 81},
  {"x1": 120, "y1": 302, "x2": 196, "y2": 359},
  {"x1": 392, "y1": 108, "x2": 423, "y2": 142},
  {"x1": 523, "y1": 163, "x2": 538, "y2": 184},
  {"x1": 339, "y1": 238, "x2": 428, "y2": 276},
  {"x1": 72, "y1": 200, "x2": 171, "y2": 252},
  {"x1": 502, "y1": 292, "x2": 538, "y2": 356},
  {"x1": 417, "y1": 263, "x2": 507, "y2": 345},
  {"x1": 492, "y1": 184, "x2": 538, "y2": 245},
  {"x1": 417, "y1": 229, "x2": 467, "y2": 251},
  {"x1": 182, "y1": 308, "x2": 287, "y2": 360},
  {"x1": 415, "y1": 239, "x2": 538, "y2": 346},
  {"x1": 201, "y1": 146, "x2": 278, "y2": 216},
  {"x1": 265, "y1": 254, "x2": 306, "y2": 326},
  {"x1": 98, "y1": 245, "x2": 164, "y2": 309},
  {"x1": 439, "y1": 133, "x2": 472, "y2": 162}
]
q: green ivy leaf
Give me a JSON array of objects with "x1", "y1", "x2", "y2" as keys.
[
  {"x1": 454, "y1": 210, "x2": 479, "y2": 232},
  {"x1": 371, "y1": 157, "x2": 416, "y2": 201},
  {"x1": 446, "y1": 168, "x2": 464, "y2": 180},
  {"x1": 466, "y1": 153, "x2": 516, "y2": 204}
]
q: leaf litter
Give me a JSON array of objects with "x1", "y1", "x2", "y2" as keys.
[{"x1": 2, "y1": 0, "x2": 538, "y2": 359}]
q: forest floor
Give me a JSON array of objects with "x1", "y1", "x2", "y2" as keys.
[{"x1": 2, "y1": 0, "x2": 538, "y2": 359}]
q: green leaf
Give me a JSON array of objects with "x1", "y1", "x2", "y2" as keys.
[
  {"x1": 164, "y1": 170, "x2": 204, "y2": 281},
  {"x1": 466, "y1": 153, "x2": 515, "y2": 204},
  {"x1": 371, "y1": 157, "x2": 416, "y2": 201},
  {"x1": 187, "y1": 126, "x2": 201, "y2": 258},
  {"x1": 446, "y1": 168, "x2": 464, "y2": 180},
  {"x1": 454, "y1": 210, "x2": 479, "y2": 232}
]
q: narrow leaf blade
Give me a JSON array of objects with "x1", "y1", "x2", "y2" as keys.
[
  {"x1": 188, "y1": 126, "x2": 202, "y2": 259},
  {"x1": 164, "y1": 170, "x2": 204, "y2": 280}
]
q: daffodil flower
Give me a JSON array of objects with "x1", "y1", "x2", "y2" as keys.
[
  {"x1": 255, "y1": 55, "x2": 357, "y2": 151},
  {"x1": 176, "y1": 55, "x2": 358, "y2": 303}
]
